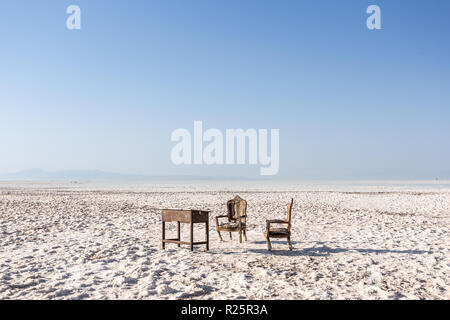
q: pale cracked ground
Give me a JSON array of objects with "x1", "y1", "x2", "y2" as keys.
[{"x1": 0, "y1": 185, "x2": 449, "y2": 299}]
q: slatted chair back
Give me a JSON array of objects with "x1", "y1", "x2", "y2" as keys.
[
  {"x1": 227, "y1": 195, "x2": 247, "y2": 222},
  {"x1": 286, "y1": 198, "x2": 294, "y2": 232}
]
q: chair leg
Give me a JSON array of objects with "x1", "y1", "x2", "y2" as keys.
[
  {"x1": 243, "y1": 229, "x2": 247, "y2": 241},
  {"x1": 177, "y1": 222, "x2": 181, "y2": 248},
  {"x1": 239, "y1": 230, "x2": 242, "y2": 243},
  {"x1": 217, "y1": 230, "x2": 223, "y2": 241},
  {"x1": 266, "y1": 237, "x2": 272, "y2": 251},
  {"x1": 287, "y1": 236, "x2": 293, "y2": 251},
  {"x1": 229, "y1": 232, "x2": 232, "y2": 240}
]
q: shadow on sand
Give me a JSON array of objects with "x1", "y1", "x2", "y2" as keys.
[{"x1": 247, "y1": 241, "x2": 433, "y2": 256}]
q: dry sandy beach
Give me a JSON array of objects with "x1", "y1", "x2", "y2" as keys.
[{"x1": 0, "y1": 181, "x2": 449, "y2": 300}]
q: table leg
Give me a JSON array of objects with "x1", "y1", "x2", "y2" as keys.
[
  {"x1": 190, "y1": 221, "x2": 194, "y2": 251},
  {"x1": 206, "y1": 220, "x2": 209, "y2": 251},
  {"x1": 162, "y1": 221, "x2": 166, "y2": 250},
  {"x1": 177, "y1": 221, "x2": 181, "y2": 247}
]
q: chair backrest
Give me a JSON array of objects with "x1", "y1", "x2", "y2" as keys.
[
  {"x1": 286, "y1": 198, "x2": 294, "y2": 231},
  {"x1": 227, "y1": 195, "x2": 247, "y2": 221}
]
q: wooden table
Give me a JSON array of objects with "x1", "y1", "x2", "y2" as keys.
[{"x1": 161, "y1": 209, "x2": 210, "y2": 251}]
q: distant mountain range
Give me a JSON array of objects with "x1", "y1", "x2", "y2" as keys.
[{"x1": 0, "y1": 169, "x2": 261, "y2": 182}]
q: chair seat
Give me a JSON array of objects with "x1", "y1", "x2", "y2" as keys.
[
  {"x1": 219, "y1": 221, "x2": 245, "y2": 229},
  {"x1": 265, "y1": 227, "x2": 290, "y2": 236}
]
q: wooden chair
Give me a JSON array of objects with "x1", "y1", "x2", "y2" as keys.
[
  {"x1": 264, "y1": 198, "x2": 294, "y2": 251},
  {"x1": 215, "y1": 195, "x2": 248, "y2": 243}
]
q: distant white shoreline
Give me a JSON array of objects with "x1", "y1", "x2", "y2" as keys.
[{"x1": 1, "y1": 179, "x2": 450, "y2": 193}]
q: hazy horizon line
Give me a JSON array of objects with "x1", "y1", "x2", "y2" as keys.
[{"x1": 0, "y1": 168, "x2": 448, "y2": 182}]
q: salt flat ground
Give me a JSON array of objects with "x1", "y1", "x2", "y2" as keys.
[{"x1": 0, "y1": 182, "x2": 449, "y2": 299}]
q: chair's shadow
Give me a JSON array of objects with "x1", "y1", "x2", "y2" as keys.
[{"x1": 248, "y1": 242, "x2": 433, "y2": 257}]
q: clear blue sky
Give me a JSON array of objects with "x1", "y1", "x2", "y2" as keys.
[{"x1": 0, "y1": 0, "x2": 449, "y2": 179}]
